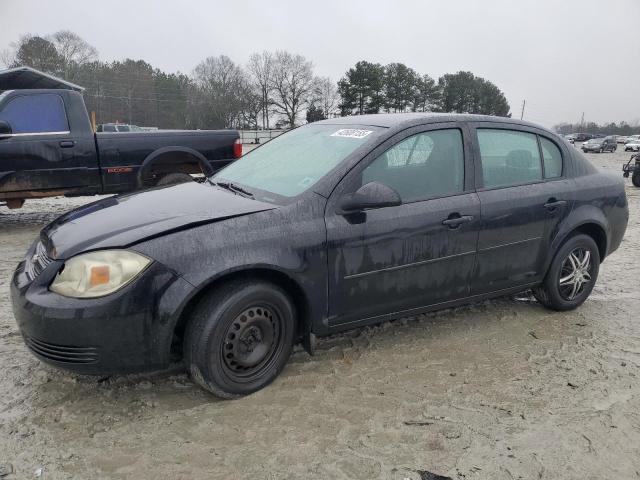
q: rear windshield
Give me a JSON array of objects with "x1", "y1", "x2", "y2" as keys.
[{"x1": 213, "y1": 124, "x2": 383, "y2": 200}]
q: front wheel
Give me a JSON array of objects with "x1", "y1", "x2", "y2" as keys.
[
  {"x1": 184, "y1": 280, "x2": 296, "y2": 398},
  {"x1": 534, "y1": 234, "x2": 600, "y2": 311}
]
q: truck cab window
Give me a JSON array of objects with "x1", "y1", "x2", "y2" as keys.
[{"x1": 0, "y1": 94, "x2": 69, "y2": 134}]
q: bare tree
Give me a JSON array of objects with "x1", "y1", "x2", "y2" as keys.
[
  {"x1": 269, "y1": 51, "x2": 315, "y2": 128},
  {"x1": 313, "y1": 76, "x2": 339, "y2": 119},
  {"x1": 191, "y1": 55, "x2": 248, "y2": 128},
  {"x1": 49, "y1": 30, "x2": 98, "y2": 75},
  {"x1": 247, "y1": 51, "x2": 273, "y2": 129}
]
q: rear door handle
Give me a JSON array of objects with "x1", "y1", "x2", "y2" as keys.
[
  {"x1": 442, "y1": 214, "x2": 474, "y2": 228},
  {"x1": 59, "y1": 140, "x2": 75, "y2": 148},
  {"x1": 544, "y1": 199, "x2": 567, "y2": 210}
]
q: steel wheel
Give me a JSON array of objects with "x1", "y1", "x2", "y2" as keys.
[
  {"x1": 558, "y1": 248, "x2": 592, "y2": 301},
  {"x1": 220, "y1": 305, "x2": 283, "y2": 381}
]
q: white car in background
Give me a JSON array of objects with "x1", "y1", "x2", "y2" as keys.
[{"x1": 624, "y1": 135, "x2": 640, "y2": 151}]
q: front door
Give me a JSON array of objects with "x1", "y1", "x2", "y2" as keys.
[{"x1": 325, "y1": 125, "x2": 480, "y2": 327}]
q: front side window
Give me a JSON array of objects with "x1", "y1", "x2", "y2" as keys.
[
  {"x1": 478, "y1": 129, "x2": 542, "y2": 188},
  {"x1": 360, "y1": 129, "x2": 464, "y2": 203},
  {"x1": 214, "y1": 124, "x2": 383, "y2": 199},
  {"x1": 540, "y1": 137, "x2": 563, "y2": 178},
  {"x1": 0, "y1": 94, "x2": 69, "y2": 134}
]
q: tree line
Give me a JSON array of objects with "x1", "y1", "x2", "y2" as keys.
[
  {"x1": 337, "y1": 61, "x2": 510, "y2": 117},
  {"x1": 553, "y1": 121, "x2": 640, "y2": 136},
  {"x1": 1, "y1": 31, "x2": 512, "y2": 130}
]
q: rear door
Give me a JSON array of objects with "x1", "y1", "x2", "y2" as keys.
[
  {"x1": 0, "y1": 92, "x2": 100, "y2": 195},
  {"x1": 469, "y1": 123, "x2": 573, "y2": 295},
  {"x1": 325, "y1": 124, "x2": 481, "y2": 327}
]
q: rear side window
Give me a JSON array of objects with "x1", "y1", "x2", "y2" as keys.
[
  {"x1": 477, "y1": 129, "x2": 542, "y2": 188},
  {"x1": 540, "y1": 137, "x2": 563, "y2": 178},
  {"x1": 0, "y1": 94, "x2": 69, "y2": 134},
  {"x1": 361, "y1": 128, "x2": 464, "y2": 203}
]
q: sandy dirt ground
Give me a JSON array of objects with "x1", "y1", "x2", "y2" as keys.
[{"x1": 1, "y1": 146, "x2": 639, "y2": 479}]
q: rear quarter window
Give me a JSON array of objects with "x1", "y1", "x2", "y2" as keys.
[{"x1": 540, "y1": 137, "x2": 563, "y2": 178}]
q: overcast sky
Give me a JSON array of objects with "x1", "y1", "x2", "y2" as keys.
[{"x1": 1, "y1": 0, "x2": 639, "y2": 127}]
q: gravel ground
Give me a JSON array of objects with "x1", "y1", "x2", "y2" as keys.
[{"x1": 1, "y1": 146, "x2": 639, "y2": 479}]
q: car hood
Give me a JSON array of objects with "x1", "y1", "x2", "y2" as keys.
[{"x1": 41, "y1": 182, "x2": 276, "y2": 259}]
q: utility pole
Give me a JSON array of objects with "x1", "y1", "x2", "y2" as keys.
[
  {"x1": 520, "y1": 100, "x2": 526, "y2": 120},
  {"x1": 580, "y1": 112, "x2": 585, "y2": 128},
  {"x1": 127, "y1": 89, "x2": 133, "y2": 125}
]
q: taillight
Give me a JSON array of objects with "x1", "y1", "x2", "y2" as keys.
[{"x1": 233, "y1": 138, "x2": 242, "y2": 158}]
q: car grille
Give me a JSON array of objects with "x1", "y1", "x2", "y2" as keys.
[
  {"x1": 24, "y1": 336, "x2": 99, "y2": 364},
  {"x1": 25, "y1": 241, "x2": 53, "y2": 281}
]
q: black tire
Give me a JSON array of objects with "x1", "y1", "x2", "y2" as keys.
[
  {"x1": 533, "y1": 234, "x2": 600, "y2": 311},
  {"x1": 156, "y1": 173, "x2": 193, "y2": 186},
  {"x1": 632, "y1": 170, "x2": 640, "y2": 188},
  {"x1": 184, "y1": 280, "x2": 296, "y2": 398}
]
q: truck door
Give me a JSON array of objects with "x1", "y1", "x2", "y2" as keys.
[{"x1": 0, "y1": 92, "x2": 100, "y2": 196}]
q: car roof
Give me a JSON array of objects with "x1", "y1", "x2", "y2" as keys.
[{"x1": 316, "y1": 112, "x2": 546, "y2": 130}]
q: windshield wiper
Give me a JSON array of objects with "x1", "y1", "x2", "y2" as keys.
[{"x1": 214, "y1": 181, "x2": 254, "y2": 199}]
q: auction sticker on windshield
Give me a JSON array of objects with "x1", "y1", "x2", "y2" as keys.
[{"x1": 330, "y1": 129, "x2": 373, "y2": 139}]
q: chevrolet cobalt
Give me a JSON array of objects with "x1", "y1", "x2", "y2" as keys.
[{"x1": 12, "y1": 114, "x2": 628, "y2": 398}]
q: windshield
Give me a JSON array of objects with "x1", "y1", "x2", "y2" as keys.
[{"x1": 212, "y1": 123, "x2": 383, "y2": 200}]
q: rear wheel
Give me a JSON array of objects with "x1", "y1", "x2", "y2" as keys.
[
  {"x1": 534, "y1": 234, "x2": 600, "y2": 311},
  {"x1": 184, "y1": 280, "x2": 296, "y2": 398},
  {"x1": 156, "y1": 173, "x2": 193, "y2": 186}
]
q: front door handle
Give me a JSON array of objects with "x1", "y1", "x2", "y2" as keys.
[
  {"x1": 442, "y1": 214, "x2": 474, "y2": 228},
  {"x1": 544, "y1": 199, "x2": 567, "y2": 210},
  {"x1": 59, "y1": 140, "x2": 75, "y2": 148}
]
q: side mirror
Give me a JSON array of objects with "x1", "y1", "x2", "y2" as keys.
[
  {"x1": 339, "y1": 181, "x2": 401, "y2": 213},
  {"x1": 0, "y1": 120, "x2": 12, "y2": 138}
]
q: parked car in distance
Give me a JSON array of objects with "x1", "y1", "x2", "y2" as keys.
[
  {"x1": 617, "y1": 135, "x2": 629, "y2": 144},
  {"x1": 582, "y1": 136, "x2": 617, "y2": 153},
  {"x1": 97, "y1": 123, "x2": 144, "y2": 132},
  {"x1": 11, "y1": 113, "x2": 629, "y2": 398},
  {"x1": 571, "y1": 133, "x2": 593, "y2": 142},
  {"x1": 625, "y1": 140, "x2": 640, "y2": 152},
  {"x1": 563, "y1": 134, "x2": 575, "y2": 144},
  {"x1": 624, "y1": 135, "x2": 640, "y2": 151},
  {"x1": 0, "y1": 89, "x2": 242, "y2": 209}
]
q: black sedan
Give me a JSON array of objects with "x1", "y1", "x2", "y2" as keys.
[{"x1": 11, "y1": 114, "x2": 629, "y2": 398}]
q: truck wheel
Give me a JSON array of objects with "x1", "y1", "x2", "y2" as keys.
[
  {"x1": 533, "y1": 234, "x2": 599, "y2": 311},
  {"x1": 184, "y1": 280, "x2": 296, "y2": 399},
  {"x1": 156, "y1": 173, "x2": 193, "y2": 186},
  {"x1": 632, "y1": 170, "x2": 640, "y2": 187}
]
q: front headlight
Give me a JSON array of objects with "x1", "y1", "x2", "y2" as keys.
[{"x1": 50, "y1": 250, "x2": 152, "y2": 298}]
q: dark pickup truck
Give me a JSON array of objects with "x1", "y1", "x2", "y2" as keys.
[{"x1": 0, "y1": 89, "x2": 241, "y2": 209}]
